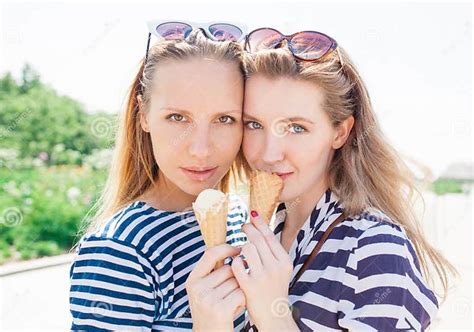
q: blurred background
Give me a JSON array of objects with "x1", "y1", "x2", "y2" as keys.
[{"x1": 0, "y1": 1, "x2": 472, "y2": 331}]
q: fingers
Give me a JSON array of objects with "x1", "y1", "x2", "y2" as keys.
[
  {"x1": 231, "y1": 255, "x2": 249, "y2": 287},
  {"x1": 212, "y1": 277, "x2": 240, "y2": 299},
  {"x1": 240, "y1": 242, "x2": 263, "y2": 274},
  {"x1": 232, "y1": 304, "x2": 245, "y2": 318},
  {"x1": 189, "y1": 244, "x2": 241, "y2": 281},
  {"x1": 223, "y1": 288, "x2": 246, "y2": 316},
  {"x1": 242, "y1": 222, "x2": 275, "y2": 267},
  {"x1": 201, "y1": 264, "x2": 234, "y2": 289},
  {"x1": 249, "y1": 210, "x2": 289, "y2": 262}
]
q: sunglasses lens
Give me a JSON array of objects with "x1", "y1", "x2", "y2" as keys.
[
  {"x1": 156, "y1": 22, "x2": 192, "y2": 40},
  {"x1": 290, "y1": 32, "x2": 333, "y2": 60},
  {"x1": 247, "y1": 28, "x2": 282, "y2": 52},
  {"x1": 209, "y1": 24, "x2": 243, "y2": 42}
]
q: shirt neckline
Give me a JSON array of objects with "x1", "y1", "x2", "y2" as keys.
[
  {"x1": 273, "y1": 188, "x2": 345, "y2": 273},
  {"x1": 135, "y1": 200, "x2": 194, "y2": 215}
]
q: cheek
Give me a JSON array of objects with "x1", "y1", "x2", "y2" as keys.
[
  {"x1": 212, "y1": 126, "x2": 243, "y2": 160},
  {"x1": 293, "y1": 134, "x2": 334, "y2": 179},
  {"x1": 242, "y1": 131, "x2": 262, "y2": 165}
]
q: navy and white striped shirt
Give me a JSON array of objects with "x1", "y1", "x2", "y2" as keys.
[
  {"x1": 69, "y1": 194, "x2": 248, "y2": 331},
  {"x1": 245, "y1": 189, "x2": 438, "y2": 331}
]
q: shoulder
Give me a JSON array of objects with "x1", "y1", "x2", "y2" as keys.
[
  {"x1": 75, "y1": 201, "x2": 169, "y2": 261},
  {"x1": 334, "y1": 209, "x2": 439, "y2": 329},
  {"x1": 336, "y1": 208, "x2": 411, "y2": 250},
  {"x1": 335, "y1": 208, "x2": 420, "y2": 273}
]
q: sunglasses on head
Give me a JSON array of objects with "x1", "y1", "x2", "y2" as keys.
[
  {"x1": 244, "y1": 27, "x2": 338, "y2": 62},
  {"x1": 144, "y1": 20, "x2": 248, "y2": 64}
]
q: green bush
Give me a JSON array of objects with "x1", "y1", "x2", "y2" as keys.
[
  {"x1": 0, "y1": 65, "x2": 118, "y2": 264},
  {"x1": 0, "y1": 166, "x2": 108, "y2": 263},
  {"x1": 430, "y1": 179, "x2": 464, "y2": 195}
]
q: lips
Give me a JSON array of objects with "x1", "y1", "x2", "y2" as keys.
[
  {"x1": 275, "y1": 171, "x2": 294, "y2": 180},
  {"x1": 180, "y1": 166, "x2": 218, "y2": 181},
  {"x1": 183, "y1": 166, "x2": 217, "y2": 172}
]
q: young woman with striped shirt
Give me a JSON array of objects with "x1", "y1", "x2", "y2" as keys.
[
  {"x1": 197, "y1": 28, "x2": 454, "y2": 331},
  {"x1": 68, "y1": 23, "x2": 252, "y2": 331}
]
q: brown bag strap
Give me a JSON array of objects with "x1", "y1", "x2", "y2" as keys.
[{"x1": 289, "y1": 212, "x2": 347, "y2": 291}]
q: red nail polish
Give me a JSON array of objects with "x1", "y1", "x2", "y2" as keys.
[{"x1": 251, "y1": 210, "x2": 259, "y2": 218}]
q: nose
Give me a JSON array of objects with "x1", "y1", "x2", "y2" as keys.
[
  {"x1": 261, "y1": 133, "x2": 285, "y2": 165},
  {"x1": 188, "y1": 123, "x2": 211, "y2": 159}
]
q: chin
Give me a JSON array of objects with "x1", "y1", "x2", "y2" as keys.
[
  {"x1": 184, "y1": 179, "x2": 220, "y2": 196},
  {"x1": 279, "y1": 186, "x2": 300, "y2": 204}
]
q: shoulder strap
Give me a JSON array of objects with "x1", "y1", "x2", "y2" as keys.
[{"x1": 289, "y1": 212, "x2": 347, "y2": 291}]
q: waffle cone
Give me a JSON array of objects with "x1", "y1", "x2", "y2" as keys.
[
  {"x1": 250, "y1": 170, "x2": 283, "y2": 224},
  {"x1": 193, "y1": 197, "x2": 229, "y2": 268}
]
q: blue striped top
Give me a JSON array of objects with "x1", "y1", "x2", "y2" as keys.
[
  {"x1": 244, "y1": 189, "x2": 438, "y2": 331},
  {"x1": 69, "y1": 194, "x2": 248, "y2": 331}
]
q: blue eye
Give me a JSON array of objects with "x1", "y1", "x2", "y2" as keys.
[
  {"x1": 217, "y1": 116, "x2": 235, "y2": 124},
  {"x1": 167, "y1": 113, "x2": 186, "y2": 122},
  {"x1": 245, "y1": 121, "x2": 263, "y2": 130},
  {"x1": 288, "y1": 124, "x2": 306, "y2": 134}
]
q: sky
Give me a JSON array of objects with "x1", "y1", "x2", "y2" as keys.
[{"x1": 0, "y1": 0, "x2": 472, "y2": 177}]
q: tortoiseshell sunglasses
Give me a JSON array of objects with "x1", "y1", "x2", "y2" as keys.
[{"x1": 244, "y1": 27, "x2": 339, "y2": 62}]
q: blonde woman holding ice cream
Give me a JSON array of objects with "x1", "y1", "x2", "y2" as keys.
[
  {"x1": 68, "y1": 22, "x2": 252, "y2": 331},
  {"x1": 228, "y1": 27, "x2": 454, "y2": 331}
]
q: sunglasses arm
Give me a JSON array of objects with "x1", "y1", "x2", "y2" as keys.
[{"x1": 144, "y1": 32, "x2": 151, "y2": 65}]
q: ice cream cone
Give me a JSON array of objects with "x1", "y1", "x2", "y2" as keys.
[
  {"x1": 193, "y1": 189, "x2": 229, "y2": 269},
  {"x1": 250, "y1": 170, "x2": 283, "y2": 224}
]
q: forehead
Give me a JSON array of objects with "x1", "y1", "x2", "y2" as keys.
[
  {"x1": 149, "y1": 58, "x2": 244, "y2": 112},
  {"x1": 243, "y1": 75, "x2": 326, "y2": 121}
]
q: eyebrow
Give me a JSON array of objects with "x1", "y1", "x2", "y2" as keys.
[
  {"x1": 160, "y1": 107, "x2": 242, "y2": 117},
  {"x1": 243, "y1": 114, "x2": 315, "y2": 124}
]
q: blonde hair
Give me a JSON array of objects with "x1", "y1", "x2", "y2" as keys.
[
  {"x1": 244, "y1": 47, "x2": 456, "y2": 299},
  {"x1": 76, "y1": 30, "x2": 250, "y2": 240}
]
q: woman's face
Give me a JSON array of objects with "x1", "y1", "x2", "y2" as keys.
[
  {"x1": 139, "y1": 58, "x2": 244, "y2": 196},
  {"x1": 243, "y1": 75, "x2": 351, "y2": 203}
]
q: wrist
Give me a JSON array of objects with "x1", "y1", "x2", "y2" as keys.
[
  {"x1": 193, "y1": 319, "x2": 233, "y2": 332},
  {"x1": 256, "y1": 307, "x2": 298, "y2": 331}
]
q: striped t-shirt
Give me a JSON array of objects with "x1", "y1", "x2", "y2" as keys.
[
  {"x1": 69, "y1": 194, "x2": 248, "y2": 331},
  {"x1": 244, "y1": 189, "x2": 438, "y2": 331}
]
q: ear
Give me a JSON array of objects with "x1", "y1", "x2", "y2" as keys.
[
  {"x1": 332, "y1": 115, "x2": 355, "y2": 149},
  {"x1": 137, "y1": 95, "x2": 150, "y2": 133}
]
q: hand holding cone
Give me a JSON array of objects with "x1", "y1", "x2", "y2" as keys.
[{"x1": 192, "y1": 189, "x2": 229, "y2": 269}]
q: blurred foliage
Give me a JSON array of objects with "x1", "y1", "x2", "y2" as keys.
[
  {"x1": 0, "y1": 64, "x2": 116, "y2": 164},
  {"x1": 0, "y1": 166, "x2": 108, "y2": 263},
  {"x1": 0, "y1": 64, "x2": 114, "y2": 264},
  {"x1": 430, "y1": 178, "x2": 465, "y2": 195}
]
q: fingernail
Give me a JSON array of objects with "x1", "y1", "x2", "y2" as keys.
[{"x1": 251, "y1": 210, "x2": 259, "y2": 218}]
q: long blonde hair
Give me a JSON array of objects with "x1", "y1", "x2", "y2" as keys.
[
  {"x1": 244, "y1": 47, "x2": 456, "y2": 299},
  {"x1": 76, "y1": 30, "x2": 250, "y2": 240}
]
